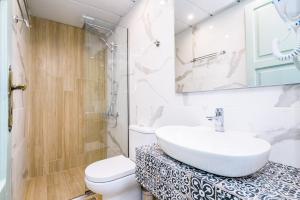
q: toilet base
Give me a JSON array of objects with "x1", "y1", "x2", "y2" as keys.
[
  {"x1": 85, "y1": 174, "x2": 142, "y2": 200},
  {"x1": 102, "y1": 186, "x2": 141, "y2": 200}
]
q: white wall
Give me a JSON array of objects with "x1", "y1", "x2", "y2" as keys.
[{"x1": 119, "y1": 0, "x2": 300, "y2": 168}]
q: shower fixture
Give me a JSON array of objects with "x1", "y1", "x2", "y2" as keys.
[
  {"x1": 13, "y1": 15, "x2": 30, "y2": 27},
  {"x1": 83, "y1": 15, "x2": 114, "y2": 36},
  {"x1": 154, "y1": 40, "x2": 161, "y2": 47},
  {"x1": 99, "y1": 37, "x2": 118, "y2": 52},
  {"x1": 83, "y1": 15, "x2": 120, "y2": 128},
  {"x1": 14, "y1": 0, "x2": 31, "y2": 28}
]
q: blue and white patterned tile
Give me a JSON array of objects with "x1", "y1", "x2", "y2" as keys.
[
  {"x1": 256, "y1": 190, "x2": 288, "y2": 200},
  {"x1": 145, "y1": 154, "x2": 160, "y2": 175},
  {"x1": 136, "y1": 148, "x2": 146, "y2": 168},
  {"x1": 192, "y1": 169, "x2": 225, "y2": 185},
  {"x1": 170, "y1": 190, "x2": 189, "y2": 200},
  {"x1": 135, "y1": 166, "x2": 144, "y2": 183},
  {"x1": 274, "y1": 173, "x2": 300, "y2": 189},
  {"x1": 237, "y1": 173, "x2": 276, "y2": 190},
  {"x1": 139, "y1": 172, "x2": 152, "y2": 189},
  {"x1": 158, "y1": 161, "x2": 173, "y2": 184},
  {"x1": 171, "y1": 168, "x2": 190, "y2": 196},
  {"x1": 216, "y1": 178, "x2": 262, "y2": 199},
  {"x1": 190, "y1": 176, "x2": 216, "y2": 200},
  {"x1": 135, "y1": 145, "x2": 300, "y2": 200},
  {"x1": 216, "y1": 187, "x2": 243, "y2": 200},
  {"x1": 155, "y1": 180, "x2": 173, "y2": 200},
  {"x1": 257, "y1": 162, "x2": 283, "y2": 177},
  {"x1": 266, "y1": 180, "x2": 300, "y2": 199},
  {"x1": 273, "y1": 165, "x2": 300, "y2": 188}
]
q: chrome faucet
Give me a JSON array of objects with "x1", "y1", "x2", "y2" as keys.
[{"x1": 206, "y1": 108, "x2": 224, "y2": 132}]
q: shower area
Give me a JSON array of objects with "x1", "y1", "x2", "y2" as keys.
[{"x1": 25, "y1": 16, "x2": 128, "y2": 200}]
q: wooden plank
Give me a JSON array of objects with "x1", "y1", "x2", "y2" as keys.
[{"x1": 26, "y1": 17, "x2": 107, "y2": 177}]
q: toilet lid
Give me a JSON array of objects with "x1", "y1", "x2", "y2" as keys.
[{"x1": 85, "y1": 155, "x2": 136, "y2": 183}]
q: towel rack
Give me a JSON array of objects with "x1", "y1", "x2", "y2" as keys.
[
  {"x1": 14, "y1": 0, "x2": 31, "y2": 28},
  {"x1": 190, "y1": 50, "x2": 226, "y2": 63}
]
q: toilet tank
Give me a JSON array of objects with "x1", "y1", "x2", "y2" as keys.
[{"x1": 129, "y1": 125, "x2": 157, "y2": 161}]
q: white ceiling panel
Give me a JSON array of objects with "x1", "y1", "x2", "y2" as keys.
[
  {"x1": 29, "y1": 0, "x2": 241, "y2": 34},
  {"x1": 175, "y1": 0, "x2": 241, "y2": 34},
  {"x1": 188, "y1": 0, "x2": 237, "y2": 14},
  {"x1": 73, "y1": 0, "x2": 134, "y2": 17},
  {"x1": 28, "y1": 0, "x2": 137, "y2": 28},
  {"x1": 175, "y1": 0, "x2": 209, "y2": 33}
]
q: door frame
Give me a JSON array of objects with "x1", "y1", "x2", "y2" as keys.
[
  {"x1": 0, "y1": 0, "x2": 11, "y2": 199},
  {"x1": 245, "y1": 0, "x2": 297, "y2": 86}
]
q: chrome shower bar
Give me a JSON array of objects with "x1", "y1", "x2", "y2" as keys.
[{"x1": 14, "y1": 0, "x2": 31, "y2": 28}]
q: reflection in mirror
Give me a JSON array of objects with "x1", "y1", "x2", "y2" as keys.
[{"x1": 175, "y1": 0, "x2": 300, "y2": 93}]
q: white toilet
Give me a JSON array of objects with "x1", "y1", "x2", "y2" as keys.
[{"x1": 85, "y1": 125, "x2": 156, "y2": 200}]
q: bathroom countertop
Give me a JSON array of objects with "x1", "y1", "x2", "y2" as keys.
[{"x1": 135, "y1": 144, "x2": 300, "y2": 200}]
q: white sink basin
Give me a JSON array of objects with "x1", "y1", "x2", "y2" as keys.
[{"x1": 156, "y1": 126, "x2": 271, "y2": 177}]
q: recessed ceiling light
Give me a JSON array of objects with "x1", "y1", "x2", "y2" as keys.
[
  {"x1": 187, "y1": 14, "x2": 194, "y2": 20},
  {"x1": 160, "y1": 0, "x2": 166, "y2": 5}
]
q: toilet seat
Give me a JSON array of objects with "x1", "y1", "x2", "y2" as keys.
[{"x1": 85, "y1": 155, "x2": 136, "y2": 183}]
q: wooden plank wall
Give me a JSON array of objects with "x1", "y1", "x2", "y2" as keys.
[{"x1": 26, "y1": 17, "x2": 107, "y2": 177}]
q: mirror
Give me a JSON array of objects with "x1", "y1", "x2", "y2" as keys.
[{"x1": 175, "y1": 0, "x2": 300, "y2": 93}]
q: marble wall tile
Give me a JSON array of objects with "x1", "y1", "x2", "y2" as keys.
[
  {"x1": 119, "y1": 0, "x2": 300, "y2": 168},
  {"x1": 275, "y1": 85, "x2": 300, "y2": 107}
]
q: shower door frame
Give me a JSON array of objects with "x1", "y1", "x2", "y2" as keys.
[{"x1": 126, "y1": 29, "x2": 130, "y2": 157}]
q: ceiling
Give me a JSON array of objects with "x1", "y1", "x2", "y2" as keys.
[
  {"x1": 175, "y1": 0, "x2": 241, "y2": 34},
  {"x1": 28, "y1": 0, "x2": 241, "y2": 34},
  {"x1": 28, "y1": 0, "x2": 137, "y2": 29}
]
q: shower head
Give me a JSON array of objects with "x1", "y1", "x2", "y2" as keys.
[
  {"x1": 85, "y1": 22, "x2": 114, "y2": 36},
  {"x1": 82, "y1": 15, "x2": 117, "y2": 52},
  {"x1": 85, "y1": 25, "x2": 117, "y2": 51},
  {"x1": 82, "y1": 15, "x2": 95, "y2": 21},
  {"x1": 82, "y1": 15, "x2": 114, "y2": 34}
]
